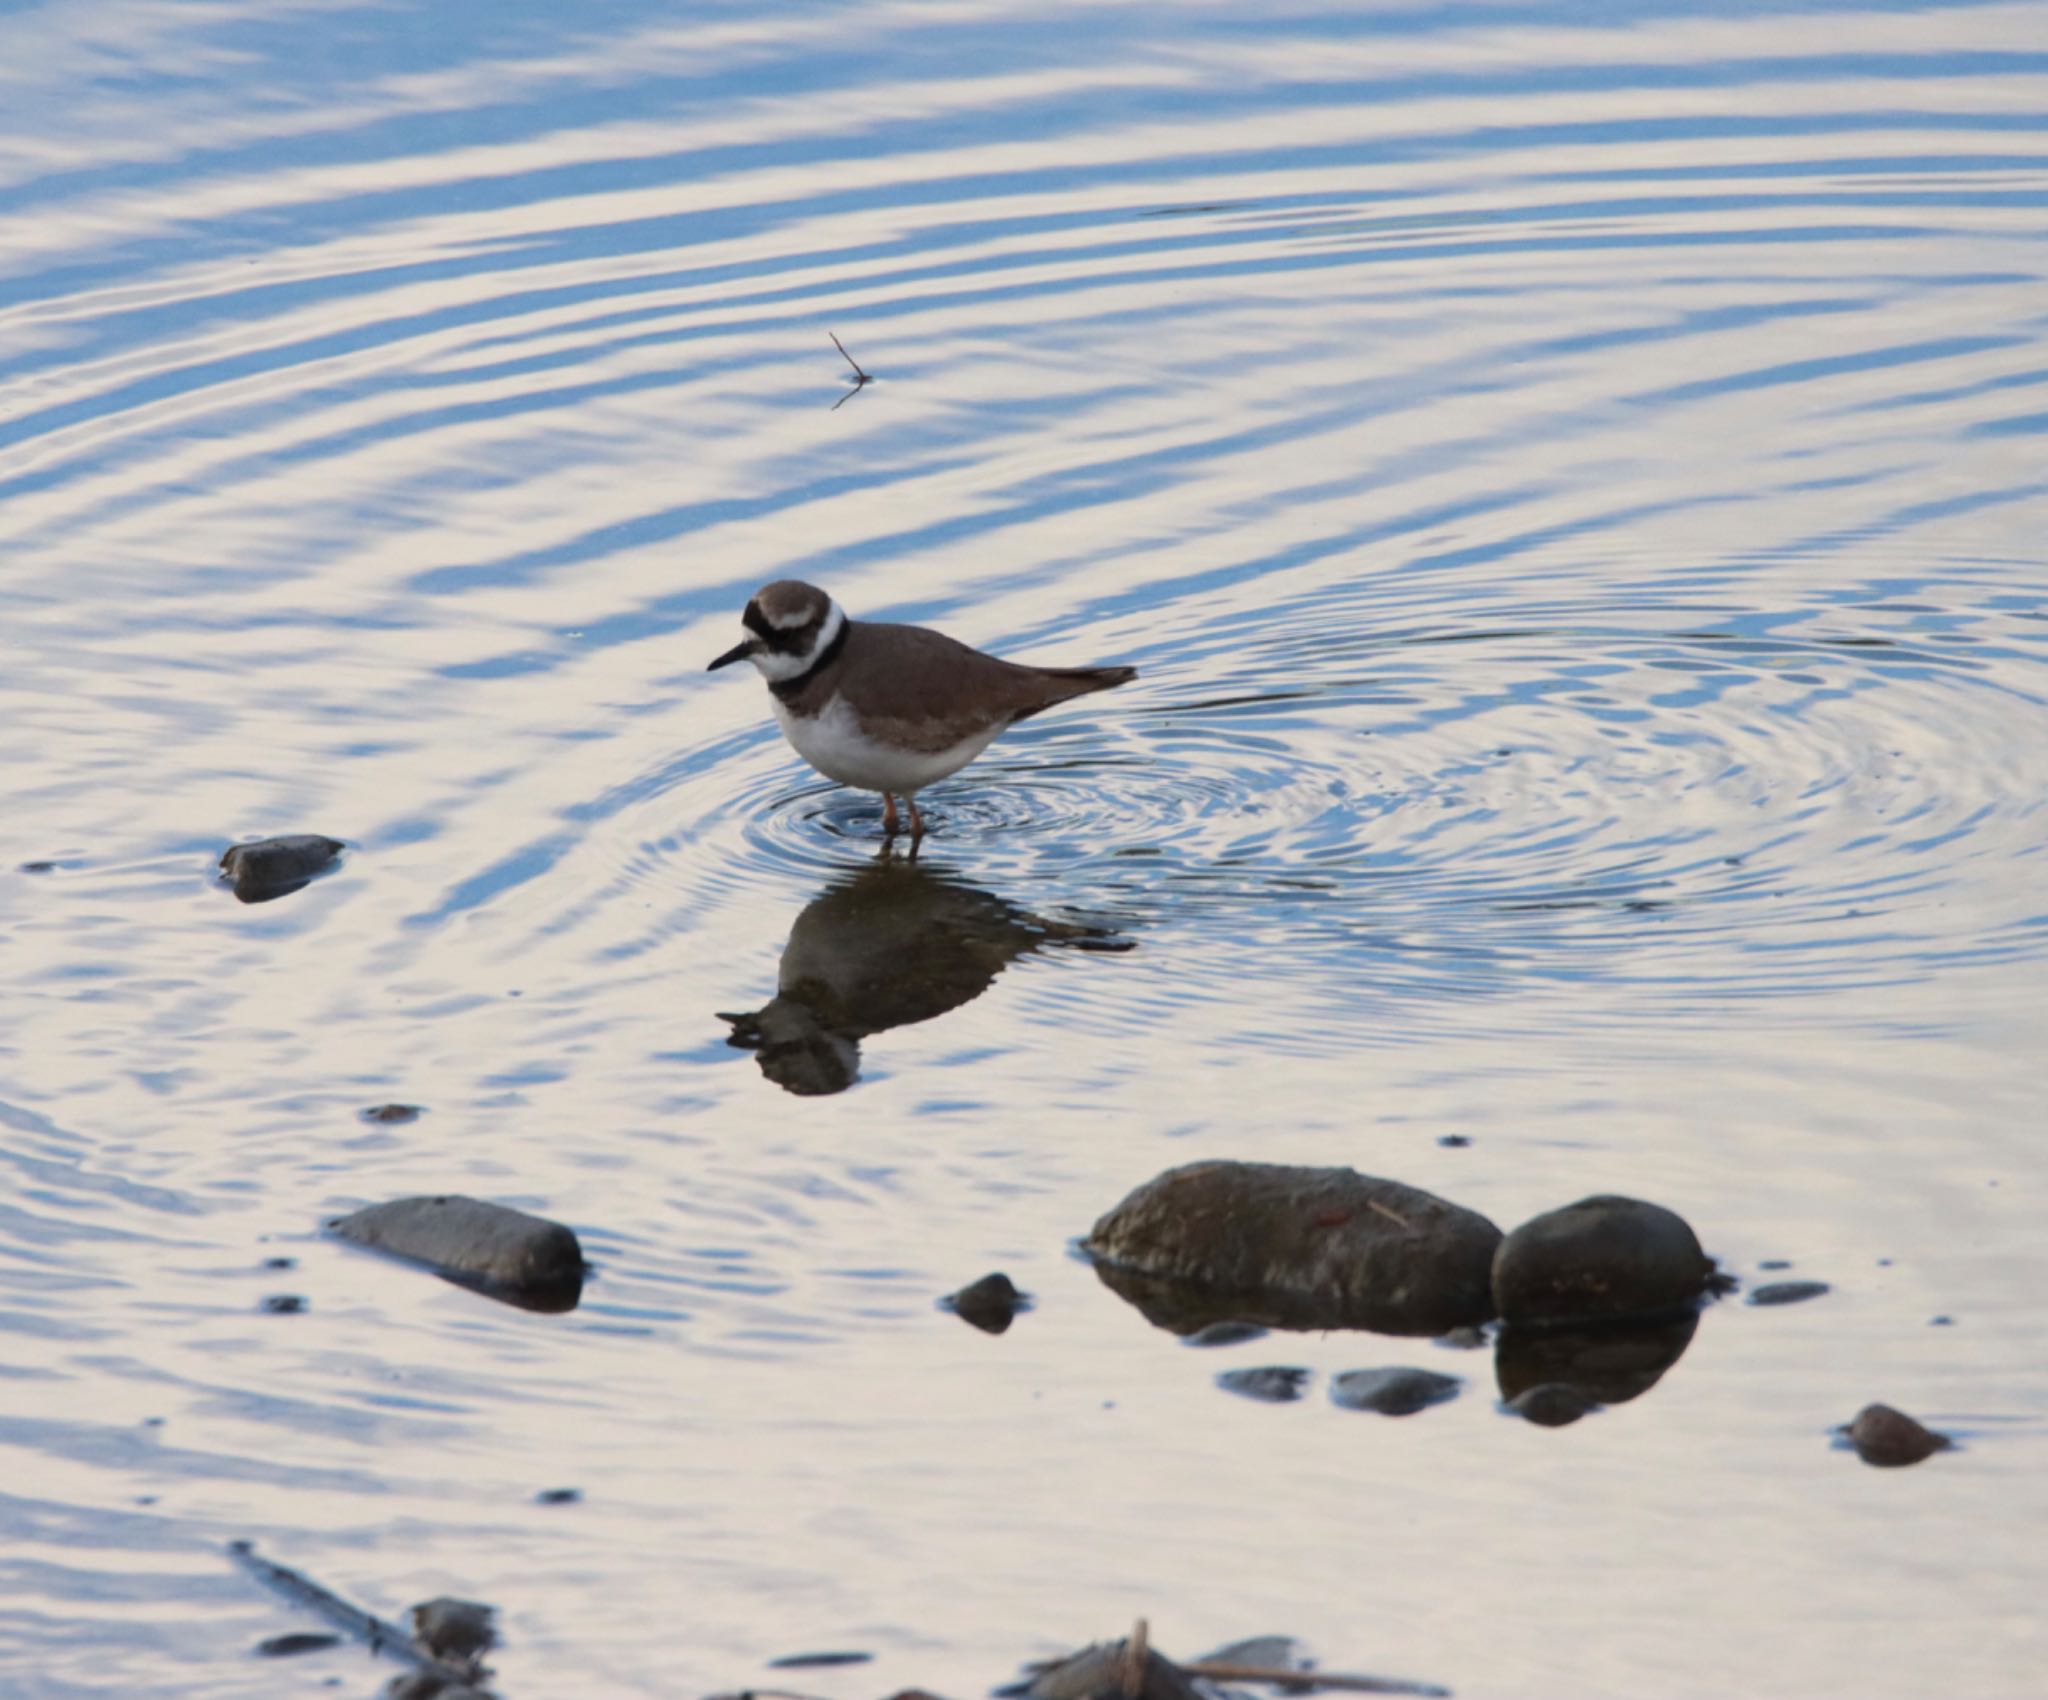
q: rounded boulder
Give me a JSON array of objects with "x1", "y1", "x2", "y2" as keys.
[{"x1": 1492, "y1": 1195, "x2": 1713, "y2": 1327}]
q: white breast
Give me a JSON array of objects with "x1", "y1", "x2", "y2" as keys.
[{"x1": 771, "y1": 692, "x2": 1002, "y2": 795}]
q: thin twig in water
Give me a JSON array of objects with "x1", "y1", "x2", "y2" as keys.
[
  {"x1": 830, "y1": 331, "x2": 871, "y2": 381},
  {"x1": 1178, "y1": 1661, "x2": 1448, "y2": 1698},
  {"x1": 225, "y1": 1541, "x2": 482, "y2": 1688},
  {"x1": 829, "y1": 331, "x2": 874, "y2": 409}
]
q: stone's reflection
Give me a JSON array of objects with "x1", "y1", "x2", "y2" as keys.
[
  {"x1": 1494, "y1": 1310, "x2": 1701, "y2": 1409},
  {"x1": 720, "y1": 857, "x2": 1132, "y2": 1096}
]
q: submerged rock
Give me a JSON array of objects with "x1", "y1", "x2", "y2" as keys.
[
  {"x1": 1839, "y1": 1402, "x2": 1953, "y2": 1467},
  {"x1": 1747, "y1": 1279, "x2": 1830, "y2": 1307},
  {"x1": 942, "y1": 1272, "x2": 1031, "y2": 1334},
  {"x1": 1181, "y1": 1320, "x2": 1269, "y2": 1348},
  {"x1": 255, "y1": 1631, "x2": 342, "y2": 1656},
  {"x1": 1084, "y1": 1162, "x2": 1501, "y2": 1337},
  {"x1": 218, "y1": 834, "x2": 344, "y2": 903},
  {"x1": 1492, "y1": 1195, "x2": 1713, "y2": 1326},
  {"x1": 1216, "y1": 1365, "x2": 1311, "y2": 1403},
  {"x1": 1494, "y1": 1310, "x2": 1699, "y2": 1408},
  {"x1": 1329, "y1": 1366, "x2": 1462, "y2": 1416},
  {"x1": 329, "y1": 1196, "x2": 584, "y2": 1312}
]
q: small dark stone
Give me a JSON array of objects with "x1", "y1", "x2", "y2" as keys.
[
  {"x1": 256, "y1": 1631, "x2": 342, "y2": 1657},
  {"x1": 19, "y1": 860, "x2": 57, "y2": 874},
  {"x1": 535, "y1": 1486, "x2": 581, "y2": 1505},
  {"x1": 1216, "y1": 1365, "x2": 1310, "y2": 1403},
  {"x1": 1329, "y1": 1366, "x2": 1462, "y2": 1416},
  {"x1": 1747, "y1": 1279, "x2": 1830, "y2": 1307},
  {"x1": 1493, "y1": 1195, "x2": 1713, "y2": 1326},
  {"x1": 360, "y1": 1103, "x2": 422, "y2": 1124},
  {"x1": 262, "y1": 1256, "x2": 296, "y2": 1271},
  {"x1": 217, "y1": 834, "x2": 345, "y2": 903},
  {"x1": 259, "y1": 1294, "x2": 306, "y2": 1314},
  {"x1": 1930, "y1": 1315, "x2": 1955, "y2": 1327},
  {"x1": 1505, "y1": 1383, "x2": 1599, "y2": 1427},
  {"x1": 1840, "y1": 1402, "x2": 1953, "y2": 1467},
  {"x1": 1436, "y1": 1134, "x2": 1471, "y2": 1148},
  {"x1": 330, "y1": 1195, "x2": 585, "y2": 1312},
  {"x1": 941, "y1": 1272, "x2": 1031, "y2": 1334},
  {"x1": 1181, "y1": 1320, "x2": 1269, "y2": 1348},
  {"x1": 1758, "y1": 1258, "x2": 1792, "y2": 1271},
  {"x1": 409, "y1": 1596, "x2": 496, "y2": 1663},
  {"x1": 1085, "y1": 1161, "x2": 1502, "y2": 1337},
  {"x1": 768, "y1": 1651, "x2": 874, "y2": 1670}
]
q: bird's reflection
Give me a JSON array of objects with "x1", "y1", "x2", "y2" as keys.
[{"x1": 720, "y1": 856, "x2": 1133, "y2": 1095}]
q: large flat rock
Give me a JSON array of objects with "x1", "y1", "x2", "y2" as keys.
[{"x1": 1084, "y1": 1161, "x2": 1502, "y2": 1336}]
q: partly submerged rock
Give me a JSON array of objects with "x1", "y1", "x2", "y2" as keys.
[
  {"x1": 218, "y1": 834, "x2": 344, "y2": 903},
  {"x1": 1328, "y1": 1366, "x2": 1462, "y2": 1416},
  {"x1": 409, "y1": 1597, "x2": 496, "y2": 1666},
  {"x1": 1495, "y1": 1310, "x2": 1699, "y2": 1408},
  {"x1": 1839, "y1": 1402, "x2": 1953, "y2": 1467},
  {"x1": 1084, "y1": 1162, "x2": 1501, "y2": 1337},
  {"x1": 1215, "y1": 1365, "x2": 1311, "y2": 1404},
  {"x1": 329, "y1": 1196, "x2": 584, "y2": 1312},
  {"x1": 942, "y1": 1272, "x2": 1031, "y2": 1335},
  {"x1": 1492, "y1": 1195, "x2": 1713, "y2": 1326}
]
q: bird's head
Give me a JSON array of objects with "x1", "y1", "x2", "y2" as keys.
[{"x1": 708, "y1": 580, "x2": 844, "y2": 683}]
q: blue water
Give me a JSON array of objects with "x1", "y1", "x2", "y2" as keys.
[{"x1": 2, "y1": 4, "x2": 2044, "y2": 1696}]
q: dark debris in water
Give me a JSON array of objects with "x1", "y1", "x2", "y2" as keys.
[
  {"x1": 768, "y1": 1650, "x2": 875, "y2": 1669},
  {"x1": 258, "y1": 1293, "x2": 307, "y2": 1314},
  {"x1": 361, "y1": 1102, "x2": 423, "y2": 1124}
]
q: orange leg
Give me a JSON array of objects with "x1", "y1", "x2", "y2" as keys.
[
  {"x1": 906, "y1": 795, "x2": 926, "y2": 840},
  {"x1": 880, "y1": 793, "x2": 900, "y2": 836}
]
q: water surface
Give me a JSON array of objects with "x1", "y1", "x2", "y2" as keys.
[{"x1": 3, "y1": 3, "x2": 2045, "y2": 1696}]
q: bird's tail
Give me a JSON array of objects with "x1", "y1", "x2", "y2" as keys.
[
  {"x1": 1010, "y1": 662, "x2": 1136, "y2": 723},
  {"x1": 1042, "y1": 663, "x2": 1137, "y2": 693}
]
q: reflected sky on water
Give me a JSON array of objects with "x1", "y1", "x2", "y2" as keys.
[{"x1": 2, "y1": 3, "x2": 2045, "y2": 1696}]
